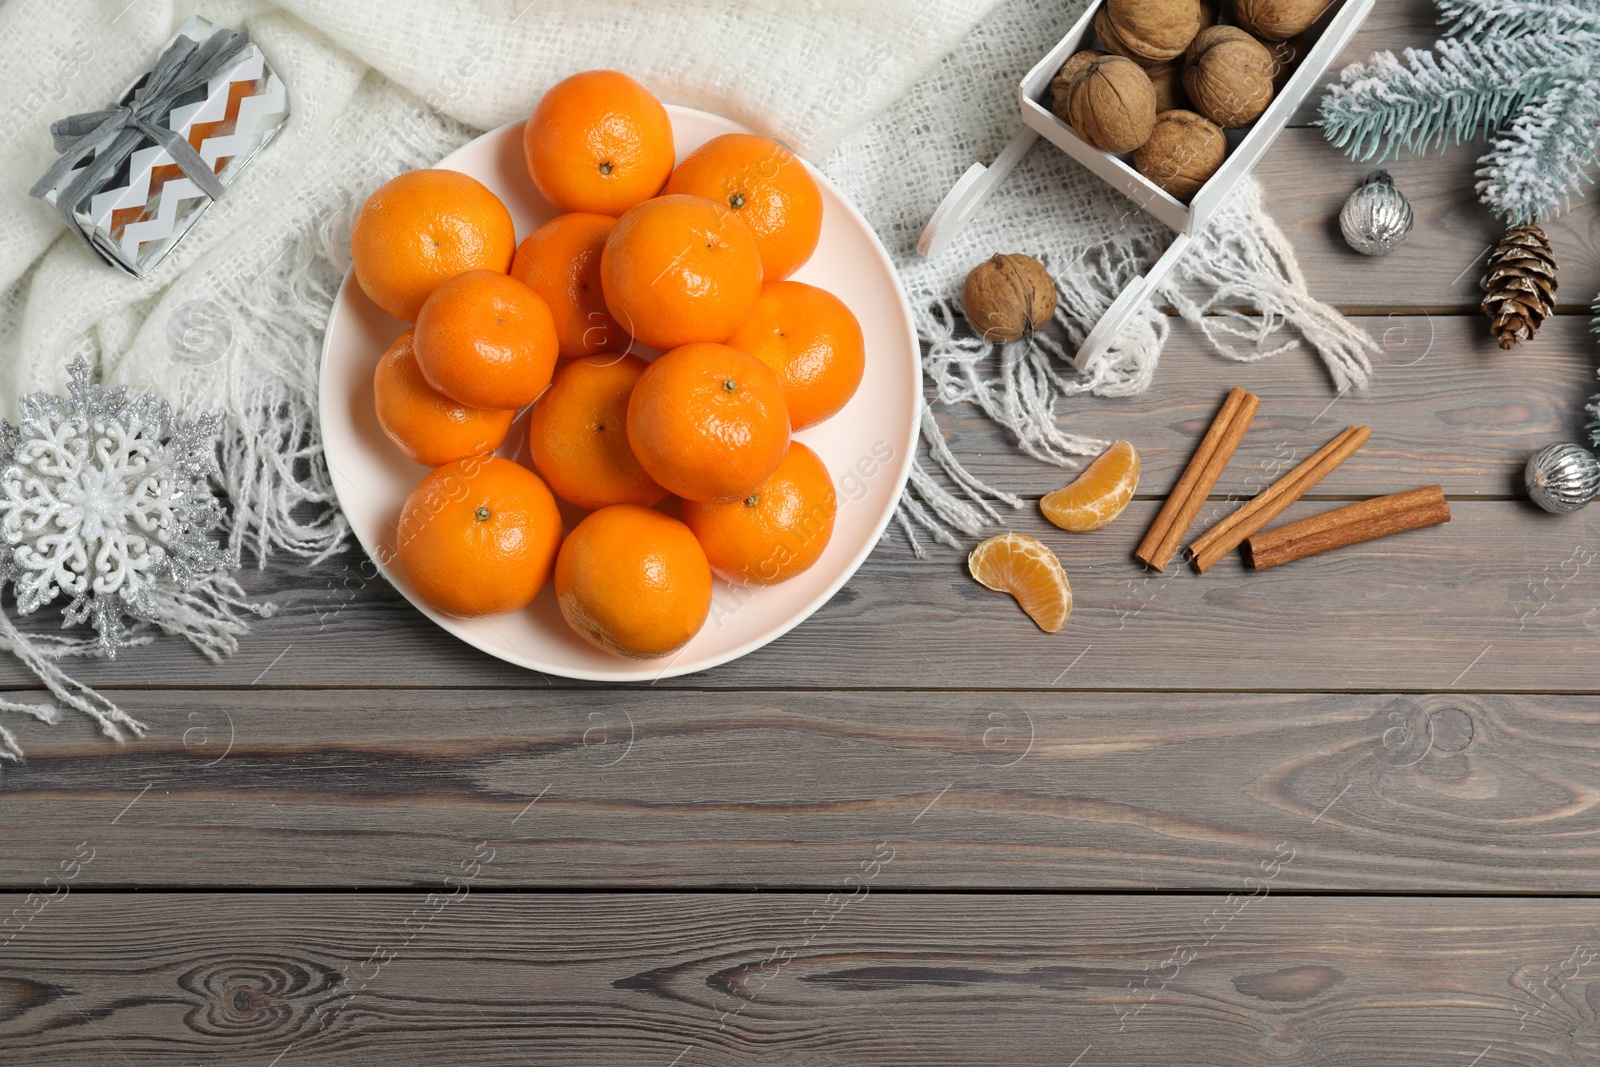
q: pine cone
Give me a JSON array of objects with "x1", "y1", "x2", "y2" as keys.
[{"x1": 1481, "y1": 223, "x2": 1558, "y2": 350}]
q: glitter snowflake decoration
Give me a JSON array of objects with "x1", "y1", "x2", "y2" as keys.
[{"x1": 0, "y1": 358, "x2": 233, "y2": 656}]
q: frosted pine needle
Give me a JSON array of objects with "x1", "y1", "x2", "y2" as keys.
[{"x1": 1318, "y1": 0, "x2": 1600, "y2": 223}]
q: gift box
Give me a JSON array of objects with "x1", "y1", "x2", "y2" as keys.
[{"x1": 30, "y1": 16, "x2": 289, "y2": 278}]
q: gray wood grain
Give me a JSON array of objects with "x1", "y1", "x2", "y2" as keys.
[
  {"x1": 1252, "y1": 133, "x2": 1600, "y2": 309},
  {"x1": 5, "y1": 689, "x2": 1600, "y2": 891},
  {"x1": 2, "y1": 892, "x2": 1595, "y2": 1066},
  {"x1": 2, "y1": 10, "x2": 1586, "y2": 1067},
  {"x1": 0, "y1": 305, "x2": 1590, "y2": 694},
  {"x1": 0, "y1": 495, "x2": 1586, "y2": 692},
  {"x1": 935, "y1": 314, "x2": 1597, "y2": 496}
]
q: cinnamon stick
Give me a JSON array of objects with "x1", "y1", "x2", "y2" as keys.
[
  {"x1": 1188, "y1": 425, "x2": 1370, "y2": 574},
  {"x1": 1242, "y1": 485, "x2": 1450, "y2": 571},
  {"x1": 1135, "y1": 386, "x2": 1260, "y2": 572}
]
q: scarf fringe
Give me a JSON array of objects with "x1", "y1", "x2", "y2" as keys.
[
  {"x1": 0, "y1": 572, "x2": 275, "y2": 760},
  {"x1": 210, "y1": 211, "x2": 355, "y2": 569},
  {"x1": 0, "y1": 609, "x2": 142, "y2": 754},
  {"x1": 895, "y1": 192, "x2": 1378, "y2": 556}
]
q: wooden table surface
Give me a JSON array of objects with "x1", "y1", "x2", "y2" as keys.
[{"x1": 7, "y1": 3, "x2": 1600, "y2": 1064}]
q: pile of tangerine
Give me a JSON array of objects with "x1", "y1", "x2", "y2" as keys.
[{"x1": 351, "y1": 70, "x2": 864, "y2": 660}]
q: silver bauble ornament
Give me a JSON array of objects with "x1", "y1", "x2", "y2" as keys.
[
  {"x1": 1525, "y1": 443, "x2": 1600, "y2": 514},
  {"x1": 1340, "y1": 171, "x2": 1414, "y2": 256}
]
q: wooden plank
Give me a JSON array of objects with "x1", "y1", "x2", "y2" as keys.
[
  {"x1": 0, "y1": 494, "x2": 1589, "y2": 692},
  {"x1": 934, "y1": 314, "x2": 1596, "y2": 497},
  {"x1": 1, "y1": 892, "x2": 1594, "y2": 1066},
  {"x1": 1254, "y1": 132, "x2": 1600, "y2": 309},
  {"x1": 0, "y1": 307, "x2": 1588, "y2": 694},
  {"x1": 6, "y1": 689, "x2": 1600, "y2": 891}
]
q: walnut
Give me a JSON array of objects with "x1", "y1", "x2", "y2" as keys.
[
  {"x1": 1094, "y1": 9, "x2": 1154, "y2": 66},
  {"x1": 962, "y1": 254, "x2": 1057, "y2": 344},
  {"x1": 1235, "y1": 0, "x2": 1334, "y2": 41},
  {"x1": 1183, "y1": 26, "x2": 1276, "y2": 128},
  {"x1": 1100, "y1": 0, "x2": 1202, "y2": 63},
  {"x1": 1134, "y1": 109, "x2": 1227, "y2": 200},
  {"x1": 1144, "y1": 59, "x2": 1187, "y2": 113},
  {"x1": 1198, "y1": 0, "x2": 1219, "y2": 30},
  {"x1": 1260, "y1": 33, "x2": 1306, "y2": 90},
  {"x1": 1056, "y1": 53, "x2": 1157, "y2": 154},
  {"x1": 1049, "y1": 49, "x2": 1106, "y2": 116}
]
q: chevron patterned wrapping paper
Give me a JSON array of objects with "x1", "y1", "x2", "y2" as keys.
[{"x1": 32, "y1": 16, "x2": 289, "y2": 278}]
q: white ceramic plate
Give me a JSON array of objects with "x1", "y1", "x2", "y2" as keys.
[{"x1": 318, "y1": 106, "x2": 920, "y2": 681}]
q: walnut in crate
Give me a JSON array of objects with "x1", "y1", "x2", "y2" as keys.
[
  {"x1": 1052, "y1": 52, "x2": 1157, "y2": 154},
  {"x1": 963, "y1": 254, "x2": 1057, "y2": 344},
  {"x1": 1134, "y1": 109, "x2": 1226, "y2": 200},
  {"x1": 1183, "y1": 26, "x2": 1276, "y2": 128},
  {"x1": 1049, "y1": 48, "x2": 1106, "y2": 114},
  {"x1": 1262, "y1": 34, "x2": 1306, "y2": 90},
  {"x1": 1099, "y1": 0, "x2": 1202, "y2": 64},
  {"x1": 1145, "y1": 59, "x2": 1187, "y2": 112},
  {"x1": 1235, "y1": 0, "x2": 1334, "y2": 41},
  {"x1": 1092, "y1": 9, "x2": 1142, "y2": 65}
]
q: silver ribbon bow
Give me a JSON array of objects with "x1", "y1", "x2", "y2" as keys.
[{"x1": 30, "y1": 27, "x2": 252, "y2": 225}]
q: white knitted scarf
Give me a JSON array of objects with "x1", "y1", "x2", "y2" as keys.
[{"x1": 0, "y1": 0, "x2": 1374, "y2": 754}]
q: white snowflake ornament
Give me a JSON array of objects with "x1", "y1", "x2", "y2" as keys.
[{"x1": 0, "y1": 358, "x2": 233, "y2": 656}]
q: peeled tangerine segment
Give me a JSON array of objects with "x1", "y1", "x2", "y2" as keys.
[
  {"x1": 1041, "y1": 439, "x2": 1140, "y2": 532},
  {"x1": 967, "y1": 532, "x2": 1073, "y2": 633}
]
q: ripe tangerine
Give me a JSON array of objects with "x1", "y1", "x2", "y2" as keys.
[
  {"x1": 414, "y1": 269, "x2": 559, "y2": 409},
  {"x1": 350, "y1": 169, "x2": 515, "y2": 322},
  {"x1": 626, "y1": 342, "x2": 790, "y2": 504},
  {"x1": 726, "y1": 280, "x2": 864, "y2": 430},
  {"x1": 682, "y1": 442, "x2": 837, "y2": 585},
  {"x1": 396, "y1": 456, "x2": 563, "y2": 618},
  {"x1": 510, "y1": 212, "x2": 628, "y2": 360},
  {"x1": 554, "y1": 504, "x2": 713, "y2": 658},
  {"x1": 664, "y1": 133, "x2": 823, "y2": 280},
  {"x1": 523, "y1": 70, "x2": 675, "y2": 217},
  {"x1": 373, "y1": 328, "x2": 514, "y2": 467},
  {"x1": 527, "y1": 353, "x2": 667, "y2": 511},
  {"x1": 600, "y1": 194, "x2": 763, "y2": 352}
]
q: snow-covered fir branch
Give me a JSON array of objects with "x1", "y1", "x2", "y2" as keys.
[
  {"x1": 1320, "y1": 38, "x2": 1573, "y2": 160},
  {"x1": 1438, "y1": 0, "x2": 1600, "y2": 42},
  {"x1": 1479, "y1": 78, "x2": 1600, "y2": 222},
  {"x1": 1319, "y1": 0, "x2": 1600, "y2": 222}
]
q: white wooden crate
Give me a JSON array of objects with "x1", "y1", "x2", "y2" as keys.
[{"x1": 921, "y1": 0, "x2": 1376, "y2": 368}]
